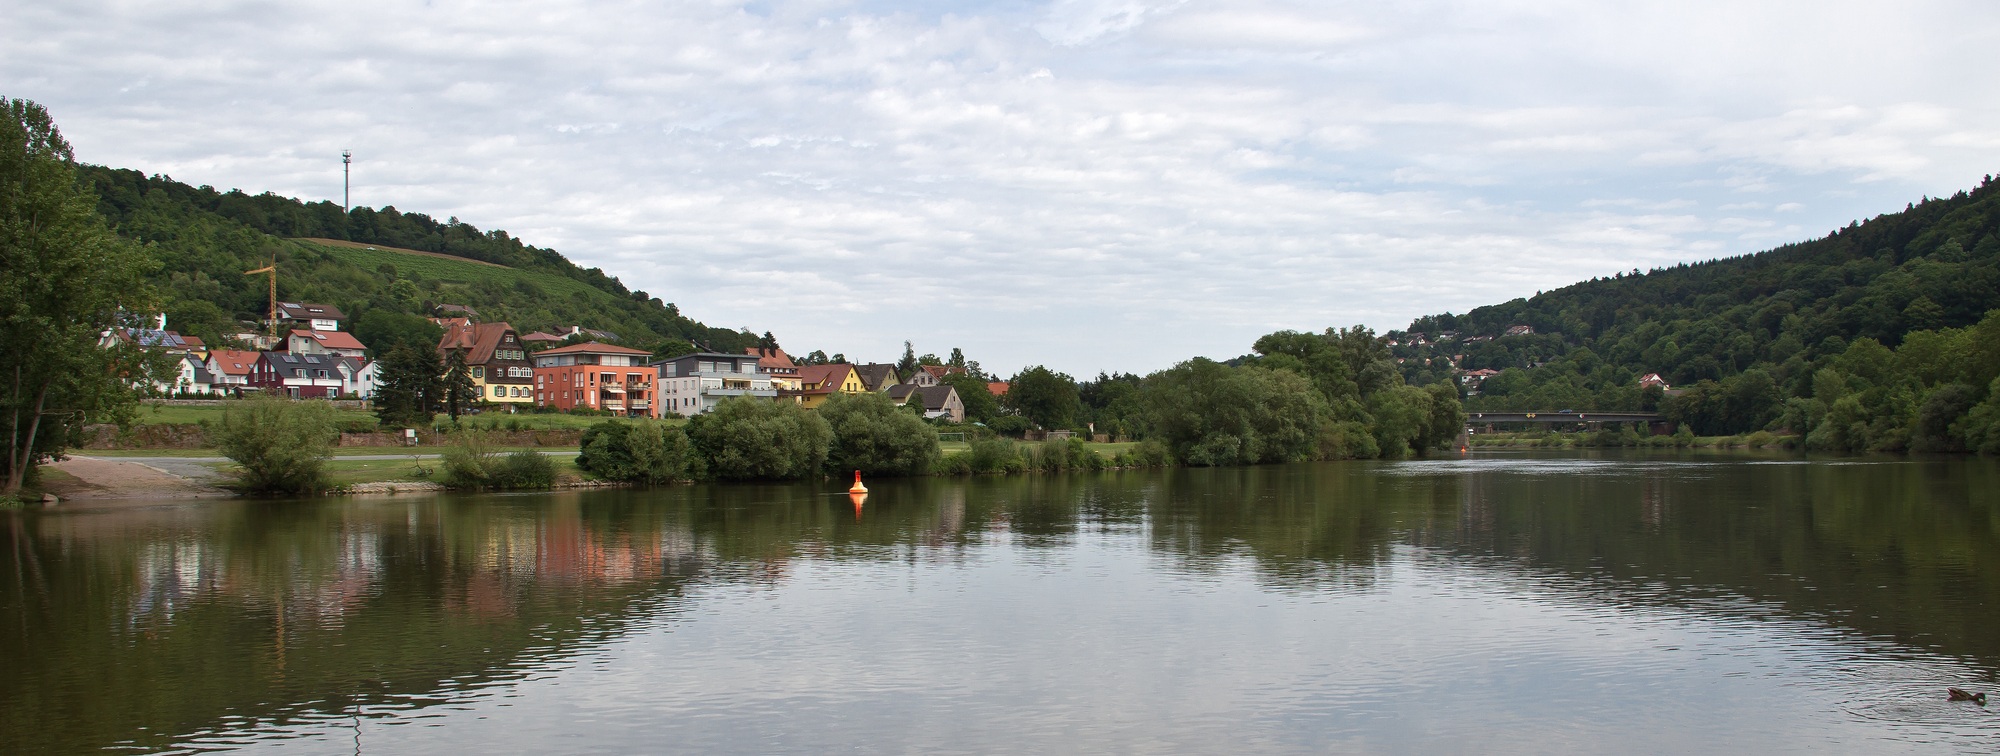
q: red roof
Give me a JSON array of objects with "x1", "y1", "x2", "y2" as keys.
[
  {"x1": 291, "y1": 329, "x2": 367, "y2": 351},
  {"x1": 986, "y1": 381, "x2": 1009, "y2": 396},
  {"x1": 797, "y1": 364, "x2": 856, "y2": 389},
  {"x1": 747, "y1": 346, "x2": 797, "y2": 369},
  {"x1": 438, "y1": 322, "x2": 520, "y2": 365},
  {"x1": 209, "y1": 350, "x2": 261, "y2": 376},
  {"x1": 534, "y1": 341, "x2": 652, "y2": 357}
]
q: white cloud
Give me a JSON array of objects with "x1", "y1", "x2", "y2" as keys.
[{"x1": 7, "y1": 0, "x2": 2000, "y2": 376}]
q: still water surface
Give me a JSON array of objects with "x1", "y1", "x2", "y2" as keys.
[{"x1": 5, "y1": 451, "x2": 1999, "y2": 753}]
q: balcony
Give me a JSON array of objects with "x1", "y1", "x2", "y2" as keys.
[
  {"x1": 602, "y1": 382, "x2": 626, "y2": 393},
  {"x1": 707, "y1": 388, "x2": 780, "y2": 398},
  {"x1": 628, "y1": 400, "x2": 650, "y2": 409},
  {"x1": 603, "y1": 401, "x2": 626, "y2": 411}
]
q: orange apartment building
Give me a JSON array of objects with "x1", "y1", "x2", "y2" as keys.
[{"x1": 531, "y1": 342, "x2": 660, "y2": 418}]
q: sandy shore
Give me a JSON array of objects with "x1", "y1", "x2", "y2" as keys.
[{"x1": 43, "y1": 455, "x2": 231, "y2": 503}]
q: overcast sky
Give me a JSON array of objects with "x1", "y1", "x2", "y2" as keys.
[{"x1": 9, "y1": 1, "x2": 2000, "y2": 376}]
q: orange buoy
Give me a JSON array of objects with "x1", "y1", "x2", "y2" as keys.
[{"x1": 848, "y1": 470, "x2": 868, "y2": 494}]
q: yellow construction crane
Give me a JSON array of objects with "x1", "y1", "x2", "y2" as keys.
[{"x1": 245, "y1": 258, "x2": 277, "y2": 341}]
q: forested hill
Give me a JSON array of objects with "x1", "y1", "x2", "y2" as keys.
[
  {"x1": 78, "y1": 165, "x2": 755, "y2": 355},
  {"x1": 1389, "y1": 173, "x2": 2000, "y2": 450}
]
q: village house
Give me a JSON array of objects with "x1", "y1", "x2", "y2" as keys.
[
  {"x1": 1459, "y1": 368, "x2": 1501, "y2": 396},
  {"x1": 287, "y1": 329, "x2": 368, "y2": 359},
  {"x1": 654, "y1": 352, "x2": 777, "y2": 417},
  {"x1": 249, "y1": 352, "x2": 346, "y2": 398},
  {"x1": 339, "y1": 357, "x2": 382, "y2": 399},
  {"x1": 854, "y1": 363, "x2": 900, "y2": 392},
  {"x1": 747, "y1": 347, "x2": 803, "y2": 391},
  {"x1": 206, "y1": 349, "x2": 260, "y2": 394},
  {"x1": 275, "y1": 302, "x2": 344, "y2": 331},
  {"x1": 907, "y1": 364, "x2": 966, "y2": 387},
  {"x1": 172, "y1": 355, "x2": 217, "y2": 396},
  {"x1": 1505, "y1": 325, "x2": 1536, "y2": 337},
  {"x1": 987, "y1": 381, "x2": 1010, "y2": 398},
  {"x1": 888, "y1": 384, "x2": 966, "y2": 422},
  {"x1": 1638, "y1": 373, "x2": 1672, "y2": 391},
  {"x1": 439, "y1": 322, "x2": 535, "y2": 407},
  {"x1": 532, "y1": 342, "x2": 658, "y2": 417},
  {"x1": 520, "y1": 331, "x2": 567, "y2": 349},
  {"x1": 788, "y1": 364, "x2": 866, "y2": 409}
]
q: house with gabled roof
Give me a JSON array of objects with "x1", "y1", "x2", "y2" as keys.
[
  {"x1": 748, "y1": 347, "x2": 802, "y2": 391},
  {"x1": 854, "y1": 363, "x2": 900, "y2": 392},
  {"x1": 275, "y1": 302, "x2": 344, "y2": 331},
  {"x1": 287, "y1": 329, "x2": 368, "y2": 359},
  {"x1": 888, "y1": 384, "x2": 965, "y2": 423},
  {"x1": 250, "y1": 352, "x2": 346, "y2": 398},
  {"x1": 908, "y1": 364, "x2": 966, "y2": 387},
  {"x1": 439, "y1": 322, "x2": 535, "y2": 407},
  {"x1": 787, "y1": 364, "x2": 866, "y2": 409}
]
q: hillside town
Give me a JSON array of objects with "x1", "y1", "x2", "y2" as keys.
[{"x1": 107, "y1": 302, "x2": 1000, "y2": 423}]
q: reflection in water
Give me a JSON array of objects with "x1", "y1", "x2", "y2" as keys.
[{"x1": 3, "y1": 452, "x2": 1999, "y2": 753}]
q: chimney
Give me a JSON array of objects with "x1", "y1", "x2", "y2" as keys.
[{"x1": 157, "y1": 313, "x2": 167, "y2": 331}]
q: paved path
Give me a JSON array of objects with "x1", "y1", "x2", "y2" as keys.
[{"x1": 81, "y1": 450, "x2": 573, "y2": 465}]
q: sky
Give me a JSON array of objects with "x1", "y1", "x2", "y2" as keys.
[{"x1": 8, "y1": 1, "x2": 2000, "y2": 376}]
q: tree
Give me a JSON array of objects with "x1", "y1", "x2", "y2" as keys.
[
  {"x1": 1003, "y1": 366, "x2": 1082, "y2": 429},
  {"x1": 896, "y1": 340, "x2": 919, "y2": 379},
  {"x1": 820, "y1": 391, "x2": 941, "y2": 476},
  {"x1": 373, "y1": 344, "x2": 441, "y2": 427},
  {"x1": 1138, "y1": 359, "x2": 1327, "y2": 466},
  {"x1": 686, "y1": 396, "x2": 831, "y2": 480},
  {"x1": 941, "y1": 373, "x2": 1000, "y2": 424},
  {"x1": 213, "y1": 397, "x2": 336, "y2": 494},
  {"x1": 353, "y1": 310, "x2": 443, "y2": 357},
  {"x1": 441, "y1": 350, "x2": 479, "y2": 421},
  {"x1": 1, "y1": 97, "x2": 165, "y2": 496},
  {"x1": 758, "y1": 331, "x2": 779, "y2": 350}
]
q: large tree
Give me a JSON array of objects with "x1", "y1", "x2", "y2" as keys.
[
  {"x1": 1003, "y1": 365, "x2": 1082, "y2": 430},
  {"x1": 373, "y1": 344, "x2": 442, "y2": 427},
  {"x1": 1, "y1": 97, "x2": 164, "y2": 496}
]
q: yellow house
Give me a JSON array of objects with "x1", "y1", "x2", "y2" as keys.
[
  {"x1": 792, "y1": 364, "x2": 866, "y2": 409},
  {"x1": 438, "y1": 322, "x2": 536, "y2": 407}
]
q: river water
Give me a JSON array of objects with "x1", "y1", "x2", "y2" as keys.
[{"x1": 4, "y1": 451, "x2": 1998, "y2": 754}]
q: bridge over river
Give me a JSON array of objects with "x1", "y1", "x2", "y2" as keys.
[{"x1": 1466, "y1": 411, "x2": 1662, "y2": 424}]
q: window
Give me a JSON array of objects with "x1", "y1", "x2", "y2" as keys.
[
  {"x1": 472, "y1": 366, "x2": 484, "y2": 379},
  {"x1": 493, "y1": 386, "x2": 503, "y2": 397}
]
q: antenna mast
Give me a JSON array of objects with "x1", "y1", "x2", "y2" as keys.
[{"x1": 341, "y1": 150, "x2": 352, "y2": 213}]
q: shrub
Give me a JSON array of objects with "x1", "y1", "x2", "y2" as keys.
[
  {"x1": 489, "y1": 450, "x2": 556, "y2": 489},
  {"x1": 821, "y1": 391, "x2": 941, "y2": 476},
  {"x1": 967, "y1": 436, "x2": 1024, "y2": 473},
  {"x1": 577, "y1": 421, "x2": 696, "y2": 483},
  {"x1": 214, "y1": 398, "x2": 337, "y2": 494},
  {"x1": 441, "y1": 430, "x2": 558, "y2": 489},
  {"x1": 1114, "y1": 439, "x2": 1173, "y2": 467},
  {"x1": 985, "y1": 415, "x2": 1033, "y2": 437},
  {"x1": 687, "y1": 396, "x2": 831, "y2": 480},
  {"x1": 932, "y1": 453, "x2": 973, "y2": 475}
]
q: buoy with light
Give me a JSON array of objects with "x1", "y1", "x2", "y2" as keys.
[{"x1": 848, "y1": 470, "x2": 868, "y2": 494}]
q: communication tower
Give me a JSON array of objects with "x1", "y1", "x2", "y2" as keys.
[{"x1": 342, "y1": 149, "x2": 352, "y2": 212}]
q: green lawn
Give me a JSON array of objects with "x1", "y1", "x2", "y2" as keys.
[{"x1": 133, "y1": 403, "x2": 380, "y2": 426}]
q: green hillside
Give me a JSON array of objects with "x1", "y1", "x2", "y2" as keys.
[
  {"x1": 1389, "y1": 174, "x2": 2000, "y2": 451},
  {"x1": 77, "y1": 166, "x2": 756, "y2": 355}
]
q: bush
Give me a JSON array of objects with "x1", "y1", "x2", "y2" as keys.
[
  {"x1": 1114, "y1": 439, "x2": 1173, "y2": 467},
  {"x1": 687, "y1": 396, "x2": 831, "y2": 480},
  {"x1": 441, "y1": 430, "x2": 558, "y2": 489},
  {"x1": 214, "y1": 398, "x2": 337, "y2": 494},
  {"x1": 821, "y1": 391, "x2": 941, "y2": 476},
  {"x1": 490, "y1": 450, "x2": 556, "y2": 489},
  {"x1": 932, "y1": 453, "x2": 973, "y2": 475},
  {"x1": 967, "y1": 436, "x2": 1025, "y2": 473},
  {"x1": 985, "y1": 415, "x2": 1033, "y2": 438},
  {"x1": 576, "y1": 421, "x2": 696, "y2": 483}
]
